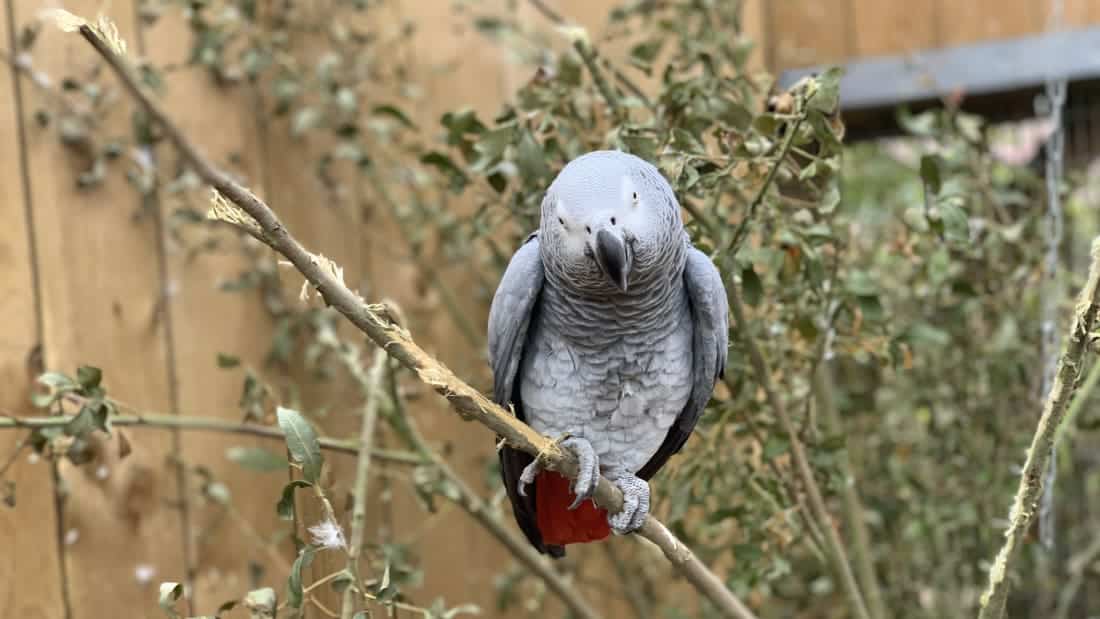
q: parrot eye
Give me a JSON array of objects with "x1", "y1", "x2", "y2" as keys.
[
  {"x1": 610, "y1": 217, "x2": 617, "y2": 225},
  {"x1": 632, "y1": 191, "x2": 638, "y2": 201},
  {"x1": 557, "y1": 217, "x2": 565, "y2": 226},
  {"x1": 585, "y1": 225, "x2": 591, "y2": 234}
]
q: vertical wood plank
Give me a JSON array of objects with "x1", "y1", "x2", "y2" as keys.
[
  {"x1": 935, "y1": 0, "x2": 1044, "y2": 46},
  {"x1": 851, "y1": 0, "x2": 940, "y2": 57},
  {"x1": 741, "y1": 0, "x2": 769, "y2": 72},
  {"x1": 376, "y1": 0, "x2": 520, "y2": 611},
  {"x1": 766, "y1": 0, "x2": 852, "y2": 70},
  {"x1": 0, "y1": 2, "x2": 66, "y2": 618},
  {"x1": 139, "y1": 6, "x2": 287, "y2": 612},
  {"x1": 11, "y1": 1, "x2": 185, "y2": 616}
]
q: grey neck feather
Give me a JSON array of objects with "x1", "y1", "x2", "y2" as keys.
[{"x1": 539, "y1": 234, "x2": 689, "y2": 348}]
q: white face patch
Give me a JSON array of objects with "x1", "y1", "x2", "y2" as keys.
[
  {"x1": 618, "y1": 175, "x2": 647, "y2": 232},
  {"x1": 553, "y1": 198, "x2": 589, "y2": 256}
]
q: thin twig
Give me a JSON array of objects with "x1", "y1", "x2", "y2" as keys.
[
  {"x1": 574, "y1": 39, "x2": 620, "y2": 116},
  {"x1": 73, "y1": 22, "x2": 756, "y2": 619},
  {"x1": 341, "y1": 348, "x2": 388, "y2": 619},
  {"x1": 728, "y1": 283, "x2": 871, "y2": 619},
  {"x1": 0, "y1": 432, "x2": 31, "y2": 479},
  {"x1": 527, "y1": 0, "x2": 565, "y2": 24},
  {"x1": 0, "y1": 406, "x2": 421, "y2": 464},
  {"x1": 978, "y1": 238, "x2": 1100, "y2": 619},
  {"x1": 727, "y1": 107, "x2": 812, "y2": 256},
  {"x1": 1052, "y1": 527, "x2": 1100, "y2": 619},
  {"x1": 813, "y1": 363, "x2": 887, "y2": 619},
  {"x1": 602, "y1": 541, "x2": 652, "y2": 619},
  {"x1": 523, "y1": 1, "x2": 654, "y2": 110}
]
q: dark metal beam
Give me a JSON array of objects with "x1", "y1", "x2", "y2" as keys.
[{"x1": 778, "y1": 26, "x2": 1100, "y2": 141}]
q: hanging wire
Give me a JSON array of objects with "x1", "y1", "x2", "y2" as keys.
[{"x1": 1038, "y1": 0, "x2": 1066, "y2": 553}]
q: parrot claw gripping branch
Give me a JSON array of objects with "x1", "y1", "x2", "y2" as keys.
[{"x1": 69, "y1": 15, "x2": 759, "y2": 619}]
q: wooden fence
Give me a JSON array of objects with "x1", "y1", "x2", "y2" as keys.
[{"x1": 1, "y1": 1, "x2": 1097, "y2": 618}]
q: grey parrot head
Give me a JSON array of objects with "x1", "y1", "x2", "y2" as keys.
[{"x1": 539, "y1": 150, "x2": 684, "y2": 295}]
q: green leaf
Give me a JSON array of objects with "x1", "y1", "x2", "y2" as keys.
[
  {"x1": 331, "y1": 569, "x2": 355, "y2": 593},
  {"x1": 228, "y1": 446, "x2": 290, "y2": 473},
  {"x1": 897, "y1": 107, "x2": 938, "y2": 136},
  {"x1": 244, "y1": 587, "x2": 277, "y2": 617},
  {"x1": 819, "y1": 184, "x2": 840, "y2": 214},
  {"x1": 277, "y1": 480, "x2": 313, "y2": 520},
  {"x1": 276, "y1": 407, "x2": 324, "y2": 484},
  {"x1": 845, "y1": 270, "x2": 878, "y2": 296},
  {"x1": 514, "y1": 129, "x2": 549, "y2": 181},
  {"x1": 764, "y1": 435, "x2": 788, "y2": 459},
  {"x1": 64, "y1": 401, "x2": 110, "y2": 437},
  {"x1": 32, "y1": 372, "x2": 79, "y2": 408},
  {"x1": 158, "y1": 582, "x2": 184, "y2": 618},
  {"x1": 292, "y1": 106, "x2": 322, "y2": 136},
  {"x1": 76, "y1": 366, "x2": 102, "y2": 391},
  {"x1": 2, "y1": 480, "x2": 14, "y2": 508},
  {"x1": 287, "y1": 546, "x2": 317, "y2": 609},
  {"x1": 371, "y1": 104, "x2": 417, "y2": 129},
  {"x1": 471, "y1": 125, "x2": 515, "y2": 172},
  {"x1": 808, "y1": 67, "x2": 842, "y2": 113},
  {"x1": 741, "y1": 266, "x2": 763, "y2": 307},
  {"x1": 920, "y1": 154, "x2": 943, "y2": 194},
  {"x1": 937, "y1": 197, "x2": 970, "y2": 243},
  {"x1": 216, "y1": 353, "x2": 241, "y2": 368},
  {"x1": 215, "y1": 599, "x2": 238, "y2": 616},
  {"x1": 420, "y1": 151, "x2": 469, "y2": 192},
  {"x1": 628, "y1": 39, "x2": 662, "y2": 73},
  {"x1": 204, "y1": 481, "x2": 232, "y2": 506}
]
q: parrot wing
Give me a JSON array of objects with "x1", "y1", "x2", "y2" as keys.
[
  {"x1": 487, "y1": 232, "x2": 563, "y2": 556},
  {"x1": 637, "y1": 246, "x2": 729, "y2": 480}
]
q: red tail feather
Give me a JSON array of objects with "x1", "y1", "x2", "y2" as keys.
[{"x1": 535, "y1": 470, "x2": 611, "y2": 546}]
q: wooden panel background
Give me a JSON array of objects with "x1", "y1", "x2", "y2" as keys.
[{"x1": 0, "y1": 0, "x2": 1097, "y2": 617}]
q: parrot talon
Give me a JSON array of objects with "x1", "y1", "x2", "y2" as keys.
[
  {"x1": 607, "y1": 473, "x2": 650, "y2": 535},
  {"x1": 560, "y1": 437, "x2": 599, "y2": 509},
  {"x1": 517, "y1": 459, "x2": 542, "y2": 497},
  {"x1": 517, "y1": 433, "x2": 571, "y2": 497}
]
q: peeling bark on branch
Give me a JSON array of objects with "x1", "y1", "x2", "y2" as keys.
[{"x1": 978, "y1": 237, "x2": 1100, "y2": 619}]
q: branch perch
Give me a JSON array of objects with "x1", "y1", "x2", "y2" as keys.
[
  {"x1": 978, "y1": 237, "x2": 1100, "y2": 619},
  {"x1": 71, "y1": 21, "x2": 757, "y2": 619}
]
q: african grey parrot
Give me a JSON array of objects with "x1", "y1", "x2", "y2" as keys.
[{"x1": 487, "y1": 150, "x2": 729, "y2": 557}]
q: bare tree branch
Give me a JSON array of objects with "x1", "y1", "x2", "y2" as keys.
[
  {"x1": 978, "y1": 238, "x2": 1100, "y2": 619},
  {"x1": 341, "y1": 348, "x2": 388, "y2": 619},
  {"x1": 0, "y1": 404, "x2": 420, "y2": 464},
  {"x1": 72, "y1": 21, "x2": 759, "y2": 619}
]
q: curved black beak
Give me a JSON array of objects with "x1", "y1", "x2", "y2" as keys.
[{"x1": 594, "y1": 228, "x2": 631, "y2": 292}]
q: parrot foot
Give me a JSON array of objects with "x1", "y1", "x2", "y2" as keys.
[
  {"x1": 606, "y1": 472, "x2": 650, "y2": 535},
  {"x1": 516, "y1": 433, "x2": 573, "y2": 497},
  {"x1": 516, "y1": 436, "x2": 600, "y2": 509},
  {"x1": 560, "y1": 437, "x2": 599, "y2": 510}
]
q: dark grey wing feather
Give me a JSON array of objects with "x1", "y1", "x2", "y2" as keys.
[
  {"x1": 488, "y1": 232, "x2": 542, "y2": 405},
  {"x1": 488, "y1": 233, "x2": 564, "y2": 556},
  {"x1": 637, "y1": 247, "x2": 729, "y2": 480}
]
